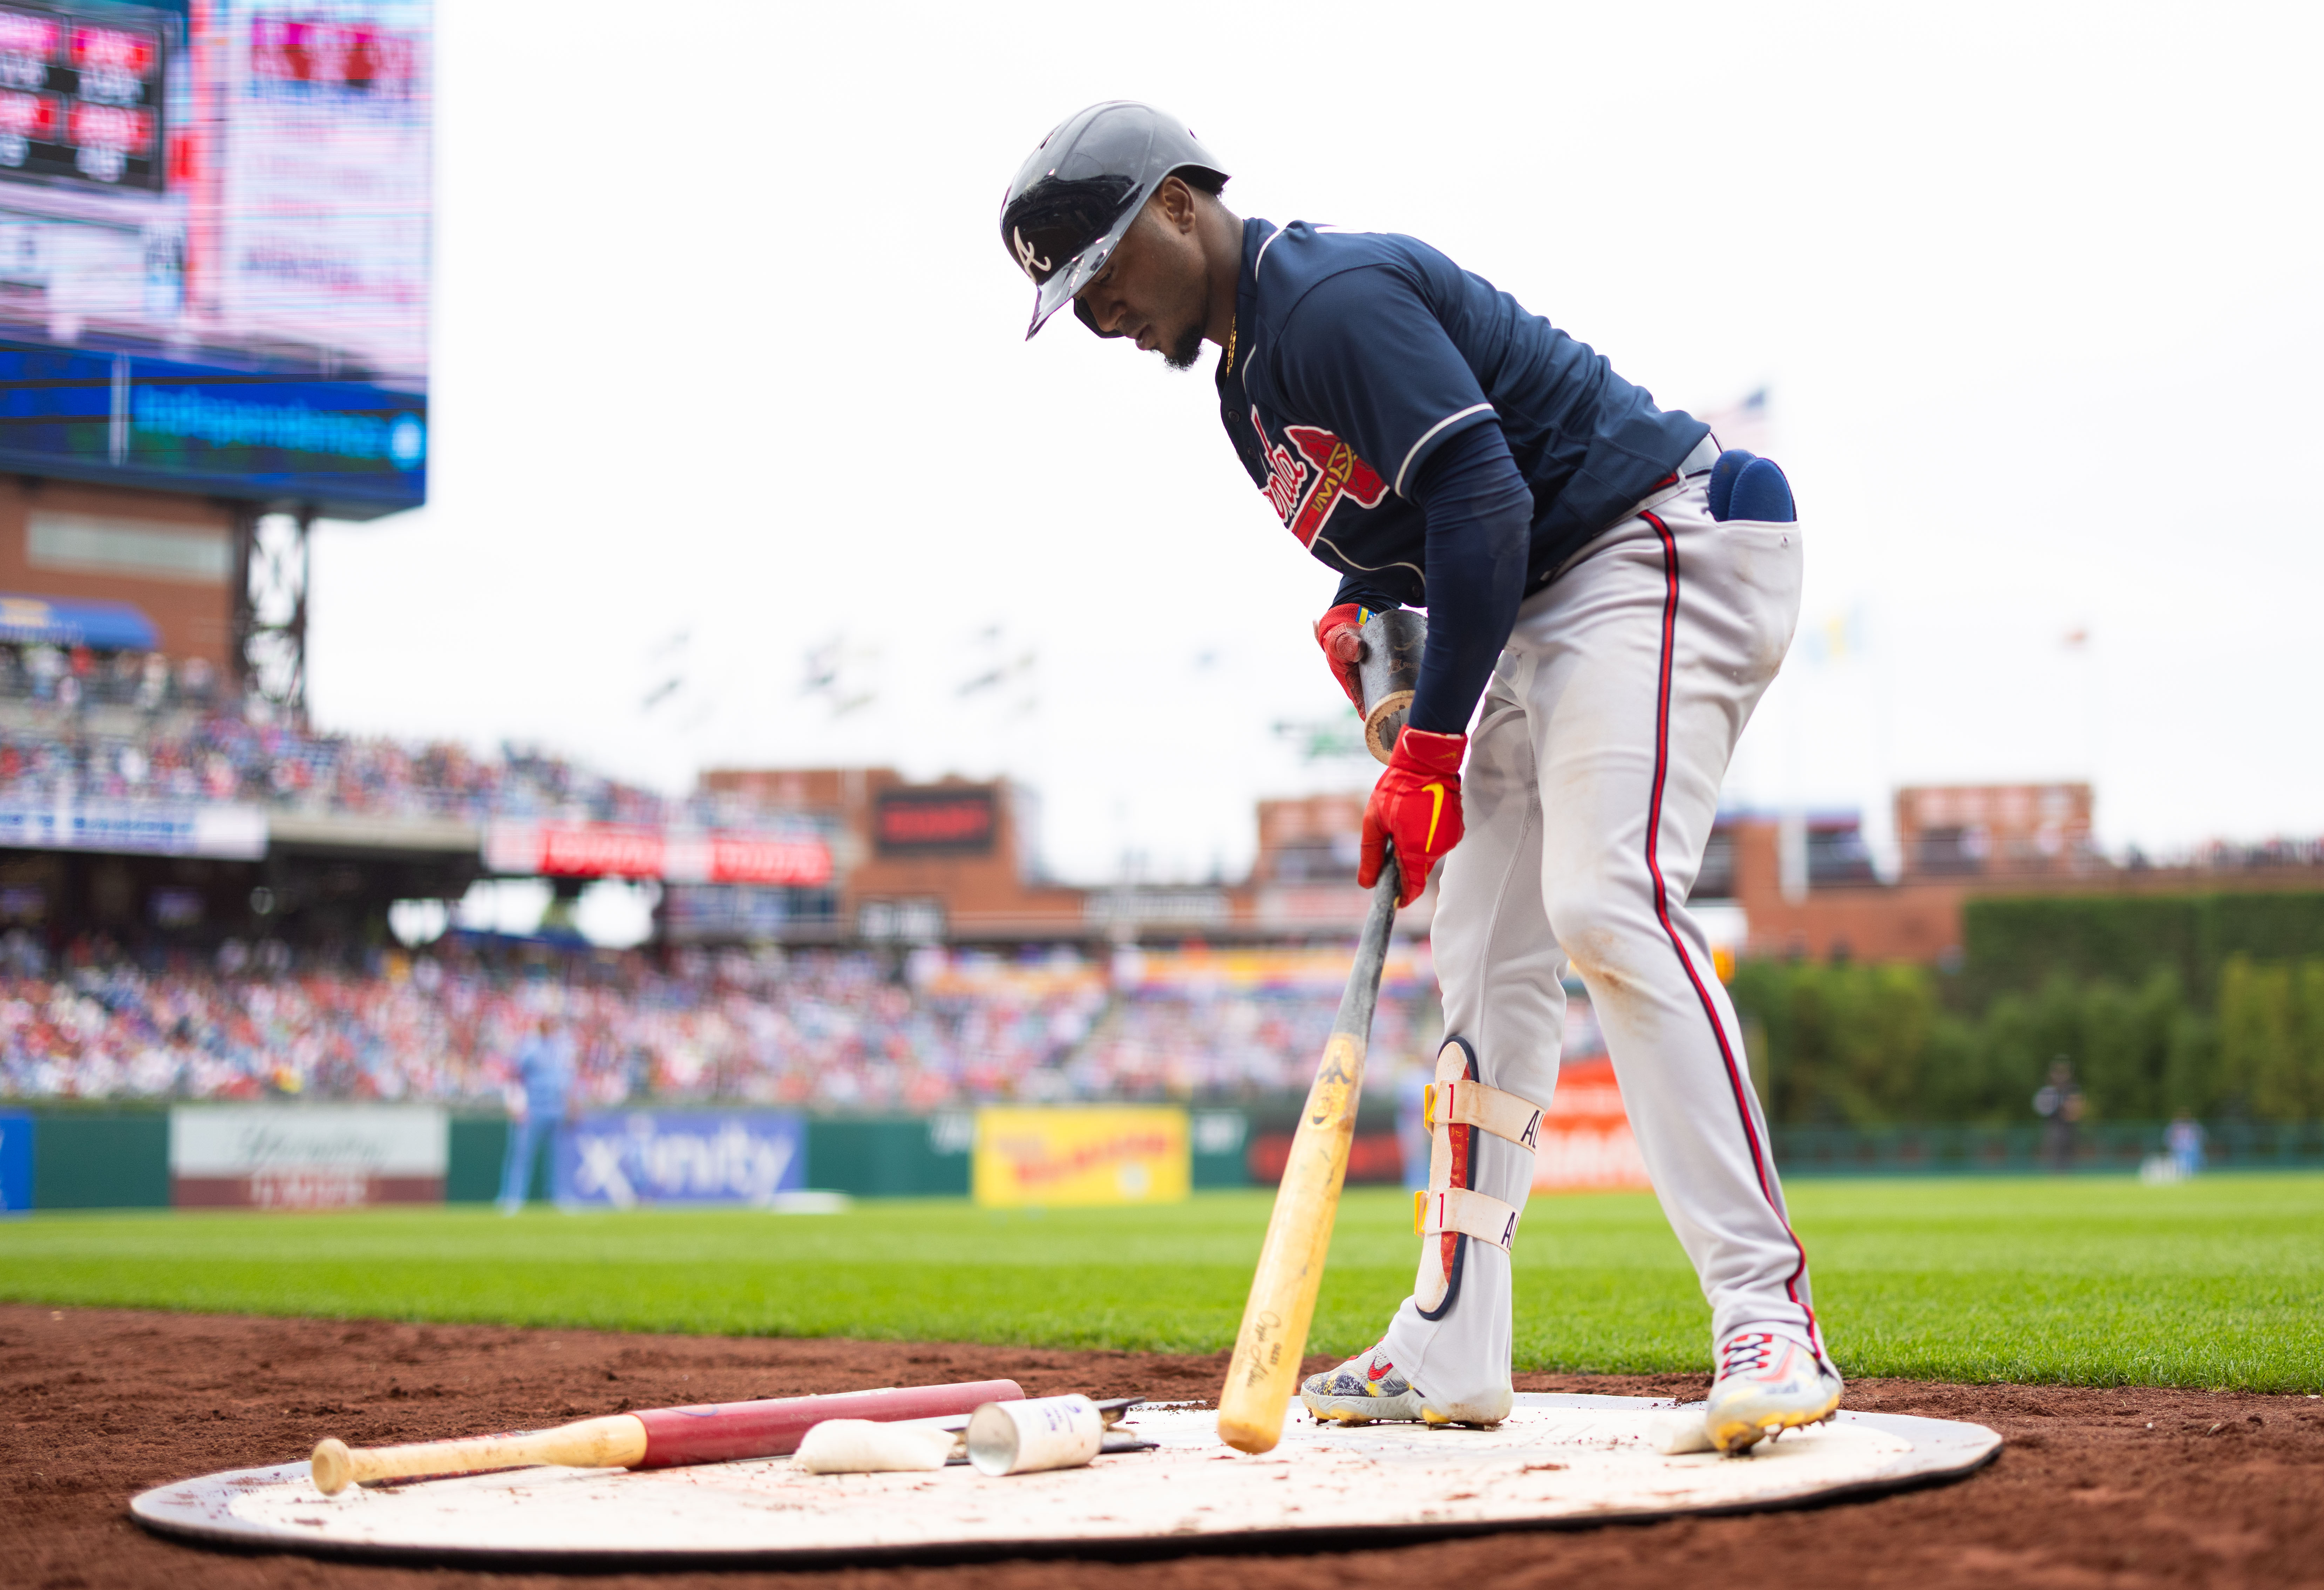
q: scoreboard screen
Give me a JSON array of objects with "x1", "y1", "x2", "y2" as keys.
[
  {"x1": 0, "y1": 1, "x2": 431, "y2": 519},
  {"x1": 0, "y1": 7, "x2": 166, "y2": 189}
]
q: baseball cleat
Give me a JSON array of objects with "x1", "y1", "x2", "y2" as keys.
[
  {"x1": 1300, "y1": 1343, "x2": 1424, "y2": 1424},
  {"x1": 1418, "y1": 1396, "x2": 1509, "y2": 1429},
  {"x1": 1705, "y1": 1330, "x2": 1842, "y2": 1454}
]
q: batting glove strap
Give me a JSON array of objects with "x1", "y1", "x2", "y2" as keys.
[
  {"x1": 1358, "y1": 727, "x2": 1468, "y2": 907},
  {"x1": 1386, "y1": 725, "x2": 1465, "y2": 778},
  {"x1": 1424, "y1": 1078, "x2": 1545, "y2": 1154},
  {"x1": 1413, "y1": 1186, "x2": 1522, "y2": 1253}
]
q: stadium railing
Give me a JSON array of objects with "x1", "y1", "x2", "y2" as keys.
[{"x1": 1769, "y1": 1119, "x2": 2324, "y2": 1176}]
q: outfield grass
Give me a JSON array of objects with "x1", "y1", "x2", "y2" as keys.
[{"x1": 2, "y1": 1175, "x2": 2318, "y2": 1392}]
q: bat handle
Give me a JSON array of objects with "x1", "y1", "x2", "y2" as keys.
[
  {"x1": 1357, "y1": 609, "x2": 1427, "y2": 764},
  {"x1": 311, "y1": 1439, "x2": 356, "y2": 1495},
  {"x1": 311, "y1": 1415, "x2": 649, "y2": 1494}
]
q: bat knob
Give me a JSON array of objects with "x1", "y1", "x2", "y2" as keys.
[{"x1": 312, "y1": 1437, "x2": 354, "y2": 1495}]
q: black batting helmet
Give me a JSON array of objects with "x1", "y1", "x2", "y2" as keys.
[{"x1": 1000, "y1": 101, "x2": 1229, "y2": 340}]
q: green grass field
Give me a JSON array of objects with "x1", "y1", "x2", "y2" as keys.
[{"x1": 4, "y1": 1175, "x2": 2319, "y2": 1392}]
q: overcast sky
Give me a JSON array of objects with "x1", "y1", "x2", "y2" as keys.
[{"x1": 306, "y1": 1, "x2": 2322, "y2": 884}]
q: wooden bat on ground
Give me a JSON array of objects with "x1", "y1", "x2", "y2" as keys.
[
  {"x1": 1217, "y1": 854, "x2": 1401, "y2": 1454},
  {"x1": 311, "y1": 1379, "x2": 1024, "y2": 1493}
]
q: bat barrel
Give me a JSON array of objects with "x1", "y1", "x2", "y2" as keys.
[
  {"x1": 1217, "y1": 856, "x2": 1401, "y2": 1454},
  {"x1": 634, "y1": 1379, "x2": 1026, "y2": 1467}
]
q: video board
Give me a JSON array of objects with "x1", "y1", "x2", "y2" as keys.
[
  {"x1": 0, "y1": 2, "x2": 430, "y2": 519},
  {"x1": 0, "y1": 7, "x2": 166, "y2": 188},
  {"x1": 874, "y1": 788, "x2": 999, "y2": 857}
]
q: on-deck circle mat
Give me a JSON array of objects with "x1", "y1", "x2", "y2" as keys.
[{"x1": 132, "y1": 1393, "x2": 2001, "y2": 1564}]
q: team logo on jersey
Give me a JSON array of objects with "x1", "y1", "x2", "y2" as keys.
[{"x1": 1253, "y1": 408, "x2": 1388, "y2": 548}]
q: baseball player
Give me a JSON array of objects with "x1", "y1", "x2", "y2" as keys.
[{"x1": 999, "y1": 102, "x2": 1834, "y2": 1453}]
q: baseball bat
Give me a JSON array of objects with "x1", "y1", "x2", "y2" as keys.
[
  {"x1": 1217, "y1": 609, "x2": 1426, "y2": 1454},
  {"x1": 1356, "y1": 608, "x2": 1427, "y2": 765},
  {"x1": 1217, "y1": 854, "x2": 1401, "y2": 1454},
  {"x1": 311, "y1": 1378, "x2": 1022, "y2": 1494}
]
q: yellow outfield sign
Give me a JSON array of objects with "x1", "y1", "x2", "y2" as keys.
[{"x1": 972, "y1": 1106, "x2": 1190, "y2": 1207}]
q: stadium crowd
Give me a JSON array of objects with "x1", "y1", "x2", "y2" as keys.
[
  {"x1": 0, "y1": 939, "x2": 1440, "y2": 1109},
  {"x1": 1070, "y1": 976, "x2": 1434, "y2": 1098},
  {"x1": 0, "y1": 645, "x2": 1447, "y2": 1108},
  {"x1": 0, "y1": 643, "x2": 764, "y2": 827}
]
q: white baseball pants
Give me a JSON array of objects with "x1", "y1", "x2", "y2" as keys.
[{"x1": 1376, "y1": 474, "x2": 1821, "y2": 1415}]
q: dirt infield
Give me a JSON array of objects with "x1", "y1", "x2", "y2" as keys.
[{"x1": 4, "y1": 1305, "x2": 2321, "y2": 1589}]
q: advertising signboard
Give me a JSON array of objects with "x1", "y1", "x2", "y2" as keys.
[
  {"x1": 971, "y1": 1106, "x2": 1189, "y2": 1208},
  {"x1": 659, "y1": 883, "x2": 840, "y2": 943},
  {"x1": 552, "y1": 1111, "x2": 806, "y2": 1209},
  {"x1": 484, "y1": 822, "x2": 834, "y2": 886},
  {"x1": 169, "y1": 1103, "x2": 446, "y2": 1207},
  {"x1": 1531, "y1": 1056, "x2": 1650, "y2": 1190},
  {"x1": 0, "y1": 797, "x2": 264, "y2": 856},
  {"x1": 0, "y1": 1, "x2": 433, "y2": 518},
  {"x1": 0, "y1": 1108, "x2": 29, "y2": 1212}
]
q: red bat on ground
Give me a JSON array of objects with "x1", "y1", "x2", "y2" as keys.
[{"x1": 311, "y1": 1379, "x2": 1024, "y2": 1493}]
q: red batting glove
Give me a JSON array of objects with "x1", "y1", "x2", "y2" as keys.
[
  {"x1": 1313, "y1": 604, "x2": 1367, "y2": 711},
  {"x1": 1359, "y1": 727, "x2": 1467, "y2": 908}
]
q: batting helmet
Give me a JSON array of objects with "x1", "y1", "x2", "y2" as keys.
[{"x1": 1000, "y1": 101, "x2": 1229, "y2": 340}]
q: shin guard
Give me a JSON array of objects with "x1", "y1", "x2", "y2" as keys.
[{"x1": 1412, "y1": 1037, "x2": 1544, "y2": 1319}]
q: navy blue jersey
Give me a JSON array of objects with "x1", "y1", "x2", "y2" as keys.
[{"x1": 1217, "y1": 218, "x2": 1708, "y2": 607}]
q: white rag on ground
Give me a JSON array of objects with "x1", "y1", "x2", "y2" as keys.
[
  {"x1": 791, "y1": 1419, "x2": 959, "y2": 1474},
  {"x1": 1644, "y1": 1407, "x2": 1717, "y2": 1455}
]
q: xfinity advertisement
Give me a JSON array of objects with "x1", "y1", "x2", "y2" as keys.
[{"x1": 553, "y1": 1112, "x2": 808, "y2": 1210}]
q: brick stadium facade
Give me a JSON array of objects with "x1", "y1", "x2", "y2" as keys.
[
  {"x1": 696, "y1": 769, "x2": 2324, "y2": 965},
  {"x1": 0, "y1": 476, "x2": 243, "y2": 670},
  {"x1": 1717, "y1": 786, "x2": 2324, "y2": 964},
  {"x1": 695, "y1": 770, "x2": 1428, "y2": 947}
]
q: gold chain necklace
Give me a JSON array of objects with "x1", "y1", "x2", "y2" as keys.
[{"x1": 1222, "y1": 314, "x2": 1238, "y2": 376}]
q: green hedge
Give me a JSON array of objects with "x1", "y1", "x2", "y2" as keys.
[
  {"x1": 1732, "y1": 953, "x2": 2324, "y2": 1127},
  {"x1": 1963, "y1": 891, "x2": 2324, "y2": 1005},
  {"x1": 2218, "y1": 958, "x2": 2324, "y2": 1120}
]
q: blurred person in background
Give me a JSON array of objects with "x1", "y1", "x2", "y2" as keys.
[
  {"x1": 2165, "y1": 1112, "x2": 2206, "y2": 1178},
  {"x1": 2034, "y1": 1059, "x2": 2085, "y2": 1172},
  {"x1": 1396, "y1": 1058, "x2": 1431, "y2": 1194},
  {"x1": 498, "y1": 1014, "x2": 576, "y2": 1214}
]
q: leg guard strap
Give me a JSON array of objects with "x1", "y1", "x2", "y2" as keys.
[
  {"x1": 1414, "y1": 1186, "x2": 1521, "y2": 1253},
  {"x1": 1424, "y1": 1079, "x2": 1544, "y2": 1153}
]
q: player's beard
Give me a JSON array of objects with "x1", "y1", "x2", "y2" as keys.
[{"x1": 1162, "y1": 321, "x2": 1205, "y2": 371}]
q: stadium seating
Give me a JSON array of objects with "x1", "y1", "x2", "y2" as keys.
[
  {"x1": 0, "y1": 644, "x2": 742, "y2": 826},
  {"x1": 0, "y1": 942, "x2": 1441, "y2": 1108}
]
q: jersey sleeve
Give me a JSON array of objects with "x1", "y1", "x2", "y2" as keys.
[{"x1": 1267, "y1": 265, "x2": 1499, "y2": 498}]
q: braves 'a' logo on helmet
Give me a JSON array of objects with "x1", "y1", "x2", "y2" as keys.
[
  {"x1": 1254, "y1": 408, "x2": 1388, "y2": 549},
  {"x1": 1012, "y1": 227, "x2": 1052, "y2": 281}
]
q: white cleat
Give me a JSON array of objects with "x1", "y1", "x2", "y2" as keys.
[
  {"x1": 1418, "y1": 1393, "x2": 1511, "y2": 1430},
  {"x1": 1705, "y1": 1330, "x2": 1842, "y2": 1455},
  {"x1": 1300, "y1": 1343, "x2": 1425, "y2": 1425}
]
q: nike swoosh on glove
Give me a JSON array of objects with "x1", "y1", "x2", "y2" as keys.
[
  {"x1": 1313, "y1": 604, "x2": 1369, "y2": 712},
  {"x1": 1359, "y1": 727, "x2": 1466, "y2": 908}
]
